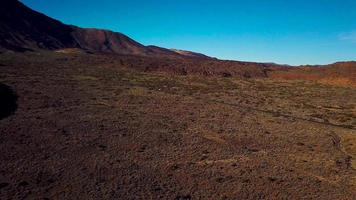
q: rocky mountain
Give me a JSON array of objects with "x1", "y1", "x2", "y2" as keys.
[{"x1": 0, "y1": 0, "x2": 210, "y2": 59}]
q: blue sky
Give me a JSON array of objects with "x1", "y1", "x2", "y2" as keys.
[{"x1": 21, "y1": 0, "x2": 356, "y2": 65}]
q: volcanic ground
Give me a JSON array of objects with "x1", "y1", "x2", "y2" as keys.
[{"x1": 0, "y1": 51, "x2": 355, "y2": 199}]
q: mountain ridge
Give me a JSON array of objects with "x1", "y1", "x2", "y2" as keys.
[
  {"x1": 0, "y1": 0, "x2": 210, "y2": 59},
  {"x1": 1, "y1": 0, "x2": 355, "y2": 85}
]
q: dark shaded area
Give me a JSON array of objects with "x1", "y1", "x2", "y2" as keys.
[
  {"x1": 0, "y1": 83, "x2": 17, "y2": 120},
  {"x1": 0, "y1": 0, "x2": 77, "y2": 51}
]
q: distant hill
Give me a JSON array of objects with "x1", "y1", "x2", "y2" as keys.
[
  {"x1": 0, "y1": 0, "x2": 210, "y2": 59},
  {"x1": 269, "y1": 61, "x2": 356, "y2": 87},
  {"x1": 171, "y1": 49, "x2": 214, "y2": 59}
]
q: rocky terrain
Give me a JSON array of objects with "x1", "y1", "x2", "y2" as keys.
[
  {"x1": 0, "y1": 51, "x2": 355, "y2": 200},
  {"x1": 270, "y1": 62, "x2": 356, "y2": 87}
]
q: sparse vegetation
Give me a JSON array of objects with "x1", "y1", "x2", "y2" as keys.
[{"x1": 0, "y1": 52, "x2": 355, "y2": 199}]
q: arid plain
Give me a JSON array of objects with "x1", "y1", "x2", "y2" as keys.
[
  {"x1": 0, "y1": 51, "x2": 355, "y2": 199},
  {"x1": 1, "y1": 0, "x2": 356, "y2": 199}
]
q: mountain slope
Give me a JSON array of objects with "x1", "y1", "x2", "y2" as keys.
[
  {"x1": 71, "y1": 28, "x2": 149, "y2": 55},
  {"x1": 0, "y1": 0, "x2": 77, "y2": 51},
  {"x1": 0, "y1": 0, "x2": 210, "y2": 59},
  {"x1": 171, "y1": 49, "x2": 213, "y2": 59}
]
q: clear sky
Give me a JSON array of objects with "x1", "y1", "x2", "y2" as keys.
[{"x1": 21, "y1": 0, "x2": 356, "y2": 65}]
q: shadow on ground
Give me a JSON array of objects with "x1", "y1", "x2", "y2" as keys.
[{"x1": 0, "y1": 83, "x2": 17, "y2": 120}]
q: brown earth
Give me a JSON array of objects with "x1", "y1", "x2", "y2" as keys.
[
  {"x1": 1, "y1": 1, "x2": 356, "y2": 199},
  {"x1": 0, "y1": 51, "x2": 355, "y2": 199}
]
